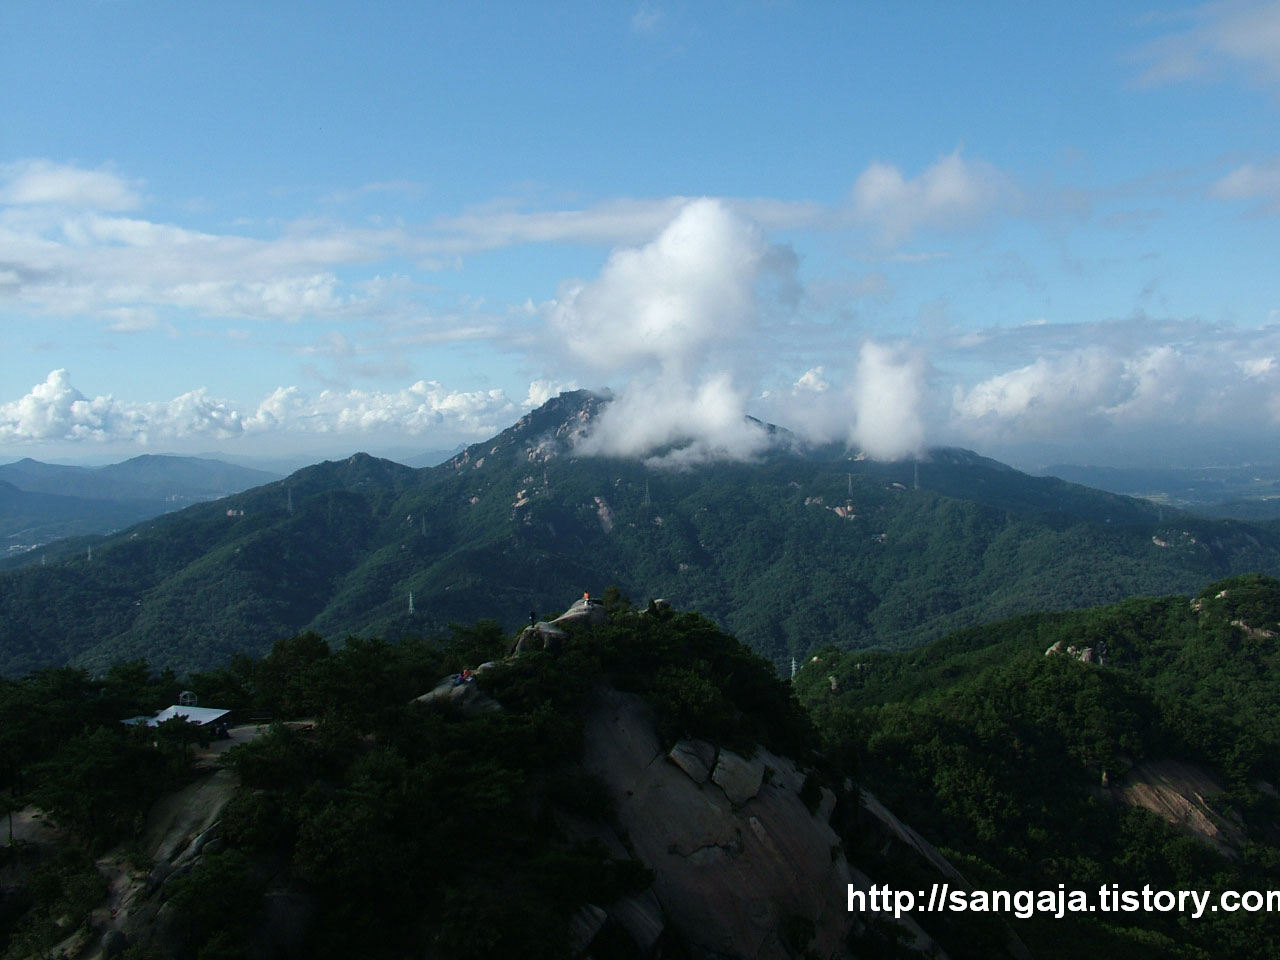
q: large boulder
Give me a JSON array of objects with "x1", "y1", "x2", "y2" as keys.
[
  {"x1": 552, "y1": 596, "x2": 608, "y2": 629},
  {"x1": 582, "y1": 689, "x2": 856, "y2": 959}
]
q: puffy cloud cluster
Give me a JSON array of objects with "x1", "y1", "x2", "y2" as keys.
[
  {"x1": 542, "y1": 198, "x2": 944, "y2": 465},
  {"x1": 576, "y1": 372, "x2": 771, "y2": 468},
  {"x1": 947, "y1": 338, "x2": 1280, "y2": 449},
  {"x1": 849, "y1": 343, "x2": 929, "y2": 460},
  {"x1": 548, "y1": 198, "x2": 782, "y2": 465},
  {"x1": 549, "y1": 198, "x2": 769, "y2": 374},
  {"x1": 16, "y1": 155, "x2": 1280, "y2": 469},
  {"x1": 757, "y1": 346, "x2": 931, "y2": 462},
  {"x1": 0, "y1": 370, "x2": 243, "y2": 445},
  {"x1": 246, "y1": 380, "x2": 521, "y2": 438},
  {"x1": 0, "y1": 370, "x2": 545, "y2": 449}
]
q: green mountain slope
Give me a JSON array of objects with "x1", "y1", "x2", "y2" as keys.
[
  {"x1": 798, "y1": 573, "x2": 1280, "y2": 958},
  {"x1": 5, "y1": 391, "x2": 1280, "y2": 677},
  {"x1": 0, "y1": 480, "x2": 162, "y2": 558}
]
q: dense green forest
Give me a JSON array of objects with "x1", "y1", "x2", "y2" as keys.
[
  {"x1": 6, "y1": 577, "x2": 1280, "y2": 957},
  {"x1": 0, "y1": 600, "x2": 815, "y2": 960},
  {"x1": 6, "y1": 391, "x2": 1280, "y2": 679},
  {"x1": 796, "y1": 573, "x2": 1280, "y2": 958}
]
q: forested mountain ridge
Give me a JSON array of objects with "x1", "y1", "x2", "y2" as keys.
[
  {"x1": 4, "y1": 390, "x2": 1280, "y2": 678},
  {"x1": 8, "y1": 579, "x2": 1280, "y2": 957},
  {"x1": 0, "y1": 481, "x2": 163, "y2": 558},
  {"x1": 796, "y1": 572, "x2": 1280, "y2": 958},
  {"x1": 0, "y1": 597, "x2": 1007, "y2": 959}
]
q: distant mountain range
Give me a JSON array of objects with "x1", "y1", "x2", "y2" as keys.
[
  {"x1": 0, "y1": 453, "x2": 281, "y2": 502},
  {"x1": 5, "y1": 390, "x2": 1280, "y2": 678},
  {"x1": 0, "y1": 454, "x2": 282, "y2": 557},
  {"x1": 1040, "y1": 462, "x2": 1280, "y2": 519}
]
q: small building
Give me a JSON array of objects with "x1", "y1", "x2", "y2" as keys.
[{"x1": 123, "y1": 705, "x2": 231, "y2": 728}]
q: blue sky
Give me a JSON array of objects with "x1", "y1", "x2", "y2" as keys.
[{"x1": 3, "y1": 1, "x2": 1280, "y2": 468}]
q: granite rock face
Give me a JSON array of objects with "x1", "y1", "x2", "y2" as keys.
[{"x1": 582, "y1": 689, "x2": 856, "y2": 960}]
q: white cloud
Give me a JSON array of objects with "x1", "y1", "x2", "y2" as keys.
[
  {"x1": 427, "y1": 195, "x2": 820, "y2": 255},
  {"x1": 951, "y1": 349, "x2": 1126, "y2": 436},
  {"x1": 1212, "y1": 157, "x2": 1280, "y2": 212},
  {"x1": 430, "y1": 197, "x2": 692, "y2": 254},
  {"x1": 0, "y1": 370, "x2": 554, "y2": 447},
  {"x1": 577, "y1": 372, "x2": 771, "y2": 468},
  {"x1": 948, "y1": 338, "x2": 1280, "y2": 446},
  {"x1": 1133, "y1": 1, "x2": 1280, "y2": 87},
  {"x1": 550, "y1": 197, "x2": 770, "y2": 374},
  {"x1": 795, "y1": 366, "x2": 830, "y2": 393},
  {"x1": 0, "y1": 370, "x2": 242, "y2": 444},
  {"x1": 548, "y1": 198, "x2": 805, "y2": 464},
  {"x1": 242, "y1": 380, "x2": 525, "y2": 440},
  {"x1": 0, "y1": 204, "x2": 395, "y2": 325},
  {"x1": 849, "y1": 342, "x2": 928, "y2": 460},
  {"x1": 851, "y1": 149, "x2": 1007, "y2": 246},
  {"x1": 0, "y1": 160, "x2": 141, "y2": 210},
  {"x1": 1241, "y1": 355, "x2": 1277, "y2": 377},
  {"x1": 523, "y1": 378, "x2": 578, "y2": 408}
]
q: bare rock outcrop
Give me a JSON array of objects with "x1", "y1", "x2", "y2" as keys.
[
  {"x1": 512, "y1": 596, "x2": 607, "y2": 655},
  {"x1": 1112, "y1": 757, "x2": 1247, "y2": 857},
  {"x1": 582, "y1": 688, "x2": 856, "y2": 959}
]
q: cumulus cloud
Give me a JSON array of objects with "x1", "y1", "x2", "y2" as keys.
[
  {"x1": 0, "y1": 370, "x2": 242, "y2": 444},
  {"x1": 544, "y1": 199, "x2": 947, "y2": 464},
  {"x1": 754, "y1": 346, "x2": 930, "y2": 461},
  {"x1": 524, "y1": 378, "x2": 578, "y2": 408},
  {"x1": 851, "y1": 149, "x2": 1008, "y2": 246},
  {"x1": 546, "y1": 198, "x2": 800, "y2": 465},
  {"x1": 0, "y1": 370, "x2": 553, "y2": 448},
  {"x1": 577, "y1": 372, "x2": 770, "y2": 468},
  {"x1": 245, "y1": 380, "x2": 521, "y2": 437},
  {"x1": 549, "y1": 198, "x2": 770, "y2": 373},
  {"x1": 951, "y1": 349, "x2": 1125, "y2": 434},
  {"x1": 849, "y1": 342, "x2": 929, "y2": 460},
  {"x1": 795, "y1": 366, "x2": 830, "y2": 393},
  {"x1": 948, "y1": 338, "x2": 1280, "y2": 448}
]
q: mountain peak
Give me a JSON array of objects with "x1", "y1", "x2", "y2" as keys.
[{"x1": 446, "y1": 389, "x2": 610, "y2": 470}]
